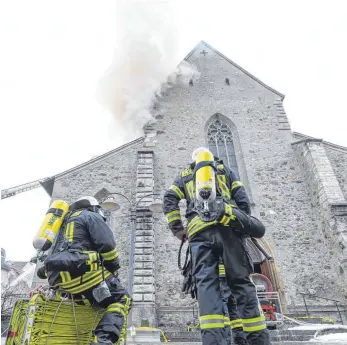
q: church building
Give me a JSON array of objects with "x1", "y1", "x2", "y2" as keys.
[{"x1": 33, "y1": 41, "x2": 347, "y2": 326}]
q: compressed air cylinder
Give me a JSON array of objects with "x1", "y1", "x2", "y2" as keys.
[
  {"x1": 33, "y1": 200, "x2": 69, "y2": 252},
  {"x1": 195, "y1": 150, "x2": 216, "y2": 201}
]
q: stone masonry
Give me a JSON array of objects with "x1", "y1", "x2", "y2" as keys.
[{"x1": 33, "y1": 41, "x2": 347, "y2": 327}]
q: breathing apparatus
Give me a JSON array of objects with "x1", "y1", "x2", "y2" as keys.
[
  {"x1": 191, "y1": 148, "x2": 224, "y2": 222},
  {"x1": 31, "y1": 199, "x2": 70, "y2": 264}
]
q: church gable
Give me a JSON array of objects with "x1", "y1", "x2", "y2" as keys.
[
  {"x1": 184, "y1": 41, "x2": 284, "y2": 100},
  {"x1": 41, "y1": 137, "x2": 144, "y2": 197}
]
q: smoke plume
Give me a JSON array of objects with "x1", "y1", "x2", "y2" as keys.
[{"x1": 97, "y1": 0, "x2": 199, "y2": 141}]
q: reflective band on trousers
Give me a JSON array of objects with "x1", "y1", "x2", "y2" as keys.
[
  {"x1": 187, "y1": 216, "x2": 215, "y2": 237},
  {"x1": 107, "y1": 302, "x2": 126, "y2": 317},
  {"x1": 224, "y1": 316, "x2": 230, "y2": 326},
  {"x1": 242, "y1": 314, "x2": 266, "y2": 332},
  {"x1": 165, "y1": 210, "x2": 181, "y2": 224},
  {"x1": 231, "y1": 181, "x2": 244, "y2": 191},
  {"x1": 218, "y1": 264, "x2": 225, "y2": 277},
  {"x1": 230, "y1": 319, "x2": 243, "y2": 329},
  {"x1": 199, "y1": 314, "x2": 225, "y2": 329},
  {"x1": 169, "y1": 185, "x2": 184, "y2": 200}
]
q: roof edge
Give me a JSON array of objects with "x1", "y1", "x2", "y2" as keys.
[
  {"x1": 293, "y1": 132, "x2": 347, "y2": 152},
  {"x1": 184, "y1": 40, "x2": 285, "y2": 100},
  {"x1": 54, "y1": 136, "x2": 145, "y2": 181}
]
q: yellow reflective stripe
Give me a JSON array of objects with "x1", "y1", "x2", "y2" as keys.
[
  {"x1": 199, "y1": 314, "x2": 225, "y2": 329},
  {"x1": 242, "y1": 313, "x2": 266, "y2": 332},
  {"x1": 185, "y1": 180, "x2": 195, "y2": 199},
  {"x1": 65, "y1": 222, "x2": 75, "y2": 243},
  {"x1": 232, "y1": 181, "x2": 244, "y2": 191},
  {"x1": 168, "y1": 216, "x2": 181, "y2": 223},
  {"x1": 100, "y1": 248, "x2": 118, "y2": 261},
  {"x1": 59, "y1": 270, "x2": 101, "y2": 289},
  {"x1": 106, "y1": 303, "x2": 125, "y2": 316},
  {"x1": 107, "y1": 302, "x2": 125, "y2": 311},
  {"x1": 200, "y1": 314, "x2": 225, "y2": 320},
  {"x1": 71, "y1": 211, "x2": 82, "y2": 217},
  {"x1": 63, "y1": 271, "x2": 112, "y2": 294},
  {"x1": 218, "y1": 264, "x2": 225, "y2": 276},
  {"x1": 181, "y1": 168, "x2": 193, "y2": 177},
  {"x1": 230, "y1": 319, "x2": 243, "y2": 329},
  {"x1": 187, "y1": 216, "x2": 214, "y2": 237},
  {"x1": 166, "y1": 210, "x2": 180, "y2": 218},
  {"x1": 90, "y1": 263, "x2": 98, "y2": 271},
  {"x1": 217, "y1": 174, "x2": 231, "y2": 200},
  {"x1": 60, "y1": 271, "x2": 71, "y2": 283},
  {"x1": 223, "y1": 316, "x2": 230, "y2": 325},
  {"x1": 169, "y1": 185, "x2": 184, "y2": 200},
  {"x1": 107, "y1": 307, "x2": 125, "y2": 317},
  {"x1": 242, "y1": 315, "x2": 265, "y2": 324},
  {"x1": 165, "y1": 210, "x2": 182, "y2": 224},
  {"x1": 220, "y1": 215, "x2": 230, "y2": 225},
  {"x1": 243, "y1": 322, "x2": 266, "y2": 332},
  {"x1": 200, "y1": 323, "x2": 225, "y2": 329}
]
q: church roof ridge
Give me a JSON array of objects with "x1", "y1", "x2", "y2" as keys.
[{"x1": 184, "y1": 40, "x2": 285, "y2": 100}]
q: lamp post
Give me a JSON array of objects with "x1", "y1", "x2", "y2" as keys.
[{"x1": 100, "y1": 191, "x2": 163, "y2": 330}]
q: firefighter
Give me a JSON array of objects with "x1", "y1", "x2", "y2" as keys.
[
  {"x1": 163, "y1": 147, "x2": 270, "y2": 345},
  {"x1": 219, "y1": 262, "x2": 248, "y2": 345},
  {"x1": 37, "y1": 196, "x2": 131, "y2": 345}
]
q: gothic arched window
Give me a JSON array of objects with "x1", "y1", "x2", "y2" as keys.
[{"x1": 207, "y1": 115, "x2": 239, "y2": 177}]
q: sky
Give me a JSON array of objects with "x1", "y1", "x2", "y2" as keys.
[{"x1": 1, "y1": 0, "x2": 347, "y2": 261}]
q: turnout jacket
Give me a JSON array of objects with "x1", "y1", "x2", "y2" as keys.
[
  {"x1": 42, "y1": 209, "x2": 120, "y2": 294},
  {"x1": 163, "y1": 159, "x2": 251, "y2": 238}
]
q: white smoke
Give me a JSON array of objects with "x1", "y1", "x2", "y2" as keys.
[{"x1": 97, "y1": 0, "x2": 199, "y2": 141}]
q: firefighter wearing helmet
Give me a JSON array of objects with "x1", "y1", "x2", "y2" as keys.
[
  {"x1": 37, "y1": 196, "x2": 131, "y2": 345},
  {"x1": 163, "y1": 148, "x2": 270, "y2": 345}
]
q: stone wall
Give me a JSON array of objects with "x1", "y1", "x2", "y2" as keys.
[
  {"x1": 292, "y1": 139, "x2": 347, "y2": 301},
  {"x1": 31, "y1": 42, "x2": 347, "y2": 325},
  {"x1": 325, "y1": 145, "x2": 347, "y2": 200},
  {"x1": 150, "y1": 42, "x2": 337, "y2": 309},
  {"x1": 31, "y1": 140, "x2": 143, "y2": 288}
]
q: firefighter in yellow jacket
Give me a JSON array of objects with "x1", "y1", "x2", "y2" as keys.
[
  {"x1": 163, "y1": 148, "x2": 270, "y2": 345},
  {"x1": 37, "y1": 196, "x2": 131, "y2": 345}
]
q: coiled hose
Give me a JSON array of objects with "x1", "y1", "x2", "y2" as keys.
[
  {"x1": 5, "y1": 299, "x2": 29, "y2": 345},
  {"x1": 6, "y1": 292, "x2": 129, "y2": 345}
]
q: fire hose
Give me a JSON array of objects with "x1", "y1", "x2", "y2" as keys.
[{"x1": 6, "y1": 293, "x2": 130, "y2": 345}]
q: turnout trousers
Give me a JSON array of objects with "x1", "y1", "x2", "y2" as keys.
[
  {"x1": 82, "y1": 275, "x2": 131, "y2": 345},
  {"x1": 220, "y1": 275, "x2": 248, "y2": 344},
  {"x1": 190, "y1": 225, "x2": 270, "y2": 345}
]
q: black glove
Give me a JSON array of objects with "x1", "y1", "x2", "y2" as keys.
[
  {"x1": 37, "y1": 266, "x2": 47, "y2": 279},
  {"x1": 104, "y1": 259, "x2": 120, "y2": 274},
  {"x1": 181, "y1": 258, "x2": 198, "y2": 300}
]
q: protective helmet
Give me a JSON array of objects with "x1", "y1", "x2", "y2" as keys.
[
  {"x1": 191, "y1": 147, "x2": 212, "y2": 162},
  {"x1": 76, "y1": 196, "x2": 99, "y2": 207},
  {"x1": 70, "y1": 196, "x2": 105, "y2": 219}
]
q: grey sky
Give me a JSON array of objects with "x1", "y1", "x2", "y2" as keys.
[{"x1": 1, "y1": 0, "x2": 346, "y2": 260}]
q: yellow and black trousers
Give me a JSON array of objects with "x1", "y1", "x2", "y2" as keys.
[
  {"x1": 83, "y1": 275, "x2": 131, "y2": 345},
  {"x1": 190, "y1": 225, "x2": 269, "y2": 345},
  {"x1": 219, "y1": 264, "x2": 247, "y2": 344}
]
